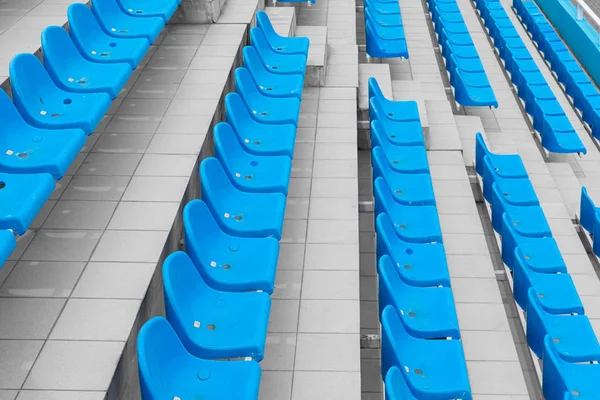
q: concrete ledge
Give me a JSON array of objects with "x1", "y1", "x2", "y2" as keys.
[{"x1": 297, "y1": 26, "x2": 328, "y2": 86}]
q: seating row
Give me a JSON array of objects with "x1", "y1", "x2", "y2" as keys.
[
  {"x1": 474, "y1": 0, "x2": 587, "y2": 154},
  {"x1": 0, "y1": 0, "x2": 182, "y2": 268},
  {"x1": 137, "y1": 11, "x2": 310, "y2": 400},
  {"x1": 368, "y1": 77, "x2": 472, "y2": 399},
  {"x1": 475, "y1": 134, "x2": 600, "y2": 400},
  {"x1": 364, "y1": 0, "x2": 409, "y2": 59},
  {"x1": 513, "y1": 0, "x2": 600, "y2": 141},
  {"x1": 428, "y1": 0, "x2": 498, "y2": 107}
]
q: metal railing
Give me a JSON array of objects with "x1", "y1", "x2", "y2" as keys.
[{"x1": 574, "y1": 0, "x2": 600, "y2": 42}]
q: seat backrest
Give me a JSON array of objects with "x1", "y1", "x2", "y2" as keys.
[
  {"x1": 214, "y1": 122, "x2": 244, "y2": 166},
  {"x1": 255, "y1": 11, "x2": 278, "y2": 41},
  {"x1": 0, "y1": 89, "x2": 28, "y2": 130},
  {"x1": 234, "y1": 67, "x2": 261, "y2": 102},
  {"x1": 490, "y1": 181, "x2": 509, "y2": 234},
  {"x1": 373, "y1": 176, "x2": 396, "y2": 219},
  {"x1": 225, "y1": 92, "x2": 257, "y2": 135},
  {"x1": 242, "y1": 46, "x2": 268, "y2": 81},
  {"x1": 163, "y1": 251, "x2": 211, "y2": 328},
  {"x1": 183, "y1": 199, "x2": 225, "y2": 275},
  {"x1": 580, "y1": 186, "x2": 596, "y2": 234},
  {"x1": 378, "y1": 254, "x2": 412, "y2": 314},
  {"x1": 9, "y1": 53, "x2": 56, "y2": 113},
  {"x1": 249, "y1": 27, "x2": 273, "y2": 62},
  {"x1": 475, "y1": 132, "x2": 489, "y2": 177},
  {"x1": 368, "y1": 77, "x2": 386, "y2": 101},
  {"x1": 370, "y1": 120, "x2": 387, "y2": 149},
  {"x1": 381, "y1": 304, "x2": 413, "y2": 376},
  {"x1": 91, "y1": 0, "x2": 126, "y2": 34},
  {"x1": 200, "y1": 157, "x2": 235, "y2": 207},
  {"x1": 371, "y1": 146, "x2": 393, "y2": 181},
  {"x1": 542, "y1": 335, "x2": 569, "y2": 400},
  {"x1": 41, "y1": 26, "x2": 84, "y2": 83},
  {"x1": 375, "y1": 212, "x2": 408, "y2": 260},
  {"x1": 500, "y1": 212, "x2": 521, "y2": 270},
  {"x1": 137, "y1": 316, "x2": 193, "y2": 399},
  {"x1": 385, "y1": 366, "x2": 418, "y2": 400},
  {"x1": 68, "y1": 3, "x2": 106, "y2": 50}
]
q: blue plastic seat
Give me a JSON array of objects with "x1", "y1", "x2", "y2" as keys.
[
  {"x1": 580, "y1": 186, "x2": 598, "y2": 234},
  {"x1": 92, "y1": 0, "x2": 164, "y2": 43},
  {"x1": 0, "y1": 172, "x2": 55, "y2": 235},
  {"x1": 374, "y1": 177, "x2": 442, "y2": 243},
  {"x1": 242, "y1": 46, "x2": 304, "y2": 100},
  {"x1": 10, "y1": 53, "x2": 112, "y2": 135},
  {"x1": 214, "y1": 122, "x2": 291, "y2": 195},
  {"x1": 372, "y1": 147, "x2": 435, "y2": 206},
  {"x1": 68, "y1": 3, "x2": 150, "y2": 70},
  {"x1": 365, "y1": 0, "x2": 400, "y2": 14},
  {"x1": 513, "y1": 248, "x2": 583, "y2": 314},
  {"x1": 366, "y1": 20, "x2": 408, "y2": 58},
  {"x1": 483, "y1": 160, "x2": 538, "y2": 205},
  {"x1": 255, "y1": 11, "x2": 310, "y2": 55},
  {"x1": 490, "y1": 182, "x2": 551, "y2": 237},
  {"x1": 235, "y1": 68, "x2": 300, "y2": 127},
  {"x1": 41, "y1": 26, "x2": 132, "y2": 100},
  {"x1": 542, "y1": 335, "x2": 600, "y2": 400},
  {"x1": 501, "y1": 213, "x2": 566, "y2": 273},
  {"x1": 365, "y1": 6, "x2": 403, "y2": 27},
  {"x1": 475, "y1": 131, "x2": 527, "y2": 179},
  {"x1": 371, "y1": 139, "x2": 429, "y2": 174},
  {"x1": 118, "y1": 0, "x2": 178, "y2": 23},
  {"x1": 163, "y1": 251, "x2": 270, "y2": 360},
  {"x1": 370, "y1": 119, "x2": 425, "y2": 148},
  {"x1": 385, "y1": 367, "x2": 418, "y2": 400},
  {"x1": 184, "y1": 200, "x2": 278, "y2": 293},
  {"x1": 250, "y1": 28, "x2": 307, "y2": 76},
  {"x1": 0, "y1": 230, "x2": 15, "y2": 268},
  {"x1": 368, "y1": 78, "x2": 421, "y2": 123},
  {"x1": 381, "y1": 305, "x2": 471, "y2": 399},
  {"x1": 137, "y1": 316, "x2": 261, "y2": 400},
  {"x1": 526, "y1": 288, "x2": 600, "y2": 362},
  {"x1": 224, "y1": 93, "x2": 296, "y2": 158},
  {"x1": 378, "y1": 255, "x2": 459, "y2": 339},
  {"x1": 376, "y1": 213, "x2": 451, "y2": 287},
  {"x1": 0, "y1": 89, "x2": 86, "y2": 179},
  {"x1": 200, "y1": 157, "x2": 286, "y2": 239}
]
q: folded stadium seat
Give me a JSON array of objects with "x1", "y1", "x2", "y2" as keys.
[
  {"x1": 118, "y1": 0, "x2": 178, "y2": 23},
  {"x1": 364, "y1": 0, "x2": 400, "y2": 14},
  {"x1": 200, "y1": 157, "x2": 286, "y2": 239},
  {"x1": 368, "y1": 17, "x2": 407, "y2": 41},
  {"x1": 489, "y1": 182, "x2": 551, "y2": 237},
  {"x1": 509, "y1": 58, "x2": 540, "y2": 88},
  {"x1": 0, "y1": 230, "x2": 16, "y2": 268},
  {"x1": 475, "y1": 132, "x2": 527, "y2": 178},
  {"x1": 371, "y1": 131, "x2": 429, "y2": 173},
  {"x1": 365, "y1": 7, "x2": 402, "y2": 27},
  {"x1": 372, "y1": 147, "x2": 435, "y2": 206},
  {"x1": 385, "y1": 367, "x2": 418, "y2": 400},
  {"x1": 242, "y1": 46, "x2": 304, "y2": 100},
  {"x1": 378, "y1": 255, "x2": 459, "y2": 338},
  {"x1": 9, "y1": 54, "x2": 112, "y2": 135},
  {"x1": 381, "y1": 305, "x2": 471, "y2": 398},
  {"x1": 365, "y1": 20, "x2": 408, "y2": 58},
  {"x1": 163, "y1": 251, "x2": 271, "y2": 360},
  {"x1": 503, "y1": 46, "x2": 534, "y2": 75},
  {"x1": 563, "y1": 70, "x2": 590, "y2": 100},
  {"x1": 255, "y1": 11, "x2": 310, "y2": 56},
  {"x1": 0, "y1": 89, "x2": 86, "y2": 179},
  {"x1": 184, "y1": 200, "x2": 279, "y2": 293},
  {"x1": 0, "y1": 172, "x2": 55, "y2": 234},
  {"x1": 368, "y1": 78, "x2": 421, "y2": 123},
  {"x1": 574, "y1": 85, "x2": 600, "y2": 125},
  {"x1": 234, "y1": 68, "x2": 300, "y2": 127},
  {"x1": 224, "y1": 93, "x2": 296, "y2": 158},
  {"x1": 500, "y1": 213, "x2": 567, "y2": 273},
  {"x1": 374, "y1": 178, "x2": 443, "y2": 243},
  {"x1": 580, "y1": 187, "x2": 600, "y2": 255},
  {"x1": 68, "y1": 3, "x2": 150, "y2": 70},
  {"x1": 481, "y1": 159, "x2": 538, "y2": 205},
  {"x1": 91, "y1": 0, "x2": 164, "y2": 43},
  {"x1": 137, "y1": 317, "x2": 261, "y2": 400},
  {"x1": 542, "y1": 335, "x2": 600, "y2": 400},
  {"x1": 526, "y1": 288, "x2": 600, "y2": 362},
  {"x1": 453, "y1": 68, "x2": 498, "y2": 107},
  {"x1": 214, "y1": 123, "x2": 292, "y2": 195},
  {"x1": 376, "y1": 213, "x2": 451, "y2": 287},
  {"x1": 249, "y1": 28, "x2": 307, "y2": 76},
  {"x1": 41, "y1": 26, "x2": 132, "y2": 100},
  {"x1": 512, "y1": 247, "x2": 583, "y2": 313}
]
